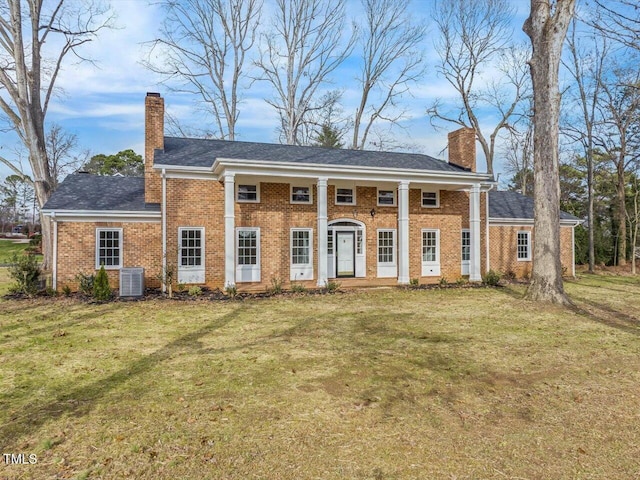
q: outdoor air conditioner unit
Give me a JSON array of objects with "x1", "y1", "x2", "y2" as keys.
[{"x1": 120, "y1": 267, "x2": 144, "y2": 297}]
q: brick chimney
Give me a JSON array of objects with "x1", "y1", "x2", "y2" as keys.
[
  {"x1": 448, "y1": 127, "x2": 476, "y2": 172},
  {"x1": 145, "y1": 93, "x2": 164, "y2": 204}
]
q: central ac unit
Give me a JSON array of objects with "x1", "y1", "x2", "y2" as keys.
[{"x1": 120, "y1": 267, "x2": 144, "y2": 297}]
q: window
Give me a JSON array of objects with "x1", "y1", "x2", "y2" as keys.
[
  {"x1": 328, "y1": 230, "x2": 334, "y2": 255},
  {"x1": 378, "y1": 230, "x2": 395, "y2": 264},
  {"x1": 291, "y1": 185, "x2": 312, "y2": 204},
  {"x1": 336, "y1": 187, "x2": 355, "y2": 205},
  {"x1": 422, "y1": 230, "x2": 438, "y2": 263},
  {"x1": 461, "y1": 229, "x2": 470, "y2": 262},
  {"x1": 236, "y1": 228, "x2": 261, "y2": 282},
  {"x1": 377, "y1": 188, "x2": 396, "y2": 206},
  {"x1": 237, "y1": 229, "x2": 258, "y2": 265},
  {"x1": 356, "y1": 230, "x2": 363, "y2": 255},
  {"x1": 421, "y1": 190, "x2": 439, "y2": 208},
  {"x1": 179, "y1": 229, "x2": 203, "y2": 266},
  {"x1": 237, "y1": 184, "x2": 259, "y2": 202},
  {"x1": 96, "y1": 228, "x2": 122, "y2": 269},
  {"x1": 517, "y1": 231, "x2": 531, "y2": 261},
  {"x1": 291, "y1": 229, "x2": 311, "y2": 265}
]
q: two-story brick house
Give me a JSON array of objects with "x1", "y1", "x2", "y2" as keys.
[{"x1": 42, "y1": 93, "x2": 580, "y2": 292}]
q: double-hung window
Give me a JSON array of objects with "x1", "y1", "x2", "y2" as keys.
[
  {"x1": 517, "y1": 231, "x2": 531, "y2": 261},
  {"x1": 237, "y1": 184, "x2": 259, "y2": 202},
  {"x1": 377, "y1": 189, "x2": 396, "y2": 206},
  {"x1": 290, "y1": 228, "x2": 313, "y2": 280},
  {"x1": 377, "y1": 229, "x2": 397, "y2": 278},
  {"x1": 421, "y1": 190, "x2": 439, "y2": 208},
  {"x1": 461, "y1": 229, "x2": 471, "y2": 262},
  {"x1": 336, "y1": 187, "x2": 355, "y2": 205},
  {"x1": 291, "y1": 185, "x2": 312, "y2": 204},
  {"x1": 180, "y1": 229, "x2": 203, "y2": 266},
  {"x1": 236, "y1": 228, "x2": 261, "y2": 282},
  {"x1": 421, "y1": 229, "x2": 441, "y2": 276},
  {"x1": 96, "y1": 228, "x2": 122, "y2": 269}
]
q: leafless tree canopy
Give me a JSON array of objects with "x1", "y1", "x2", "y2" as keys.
[
  {"x1": 0, "y1": 0, "x2": 111, "y2": 268},
  {"x1": 589, "y1": 0, "x2": 640, "y2": 51},
  {"x1": 428, "y1": 0, "x2": 528, "y2": 175},
  {"x1": 350, "y1": 0, "x2": 426, "y2": 150},
  {"x1": 254, "y1": 0, "x2": 354, "y2": 145},
  {"x1": 146, "y1": 0, "x2": 261, "y2": 140}
]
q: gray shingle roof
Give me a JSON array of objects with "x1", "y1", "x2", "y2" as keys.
[
  {"x1": 43, "y1": 174, "x2": 160, "y2": 212},
  {"x1": 489, "y1": 190, "x2": 580, "y2": 221},
  {"x1": 154, "y1": 136, "x2": 471, "y2": 173}
]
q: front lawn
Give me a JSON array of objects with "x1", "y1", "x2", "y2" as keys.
[
  {"x1": 1, "y1": 274, "x2": 639, "y2": 479},
  {"x1": 0, "y1": 238, "x2": 30, "y2": 264}
]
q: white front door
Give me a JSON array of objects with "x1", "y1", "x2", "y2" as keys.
[{"x1": 336, "y1": 231, "x2": 355, "y2": 277}]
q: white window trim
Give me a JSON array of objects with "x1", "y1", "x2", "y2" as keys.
[
  {"x1": 517, "y1": 230, "x2": 532, "y2": 261},
  {"x1": 377, "y1": 229, "x2": 397, "y2": 278},
  {"x1": 335, "y1": 186, "x2": 356, "y2": 206},
  {"x1": 421, "y1": 228, "x2": 441, "y2": 276},
  {"x1": 290, "y1": 185, "x2": 313, "y2": 204},
  {"x1": 461, "y1": 228, "x2": 471, "y2": 262},
  {"x1": 95, "y1": 228, "x2": 123, "y2": 270},
  {"x1": 236, "y1": 227, "x2": 261, "y2": 282},
  {"x1": 236, "y1": 183, "x2": 260, "y2": 203},
  {"x1": 376, "y1": 188, "x2": 397, "y2": 207},
  {"x1": 421, "y1": 189, "x2": 440, "y2": 208},
  {"x1": 290, "y1": 228, "x2": 314, "y2": 281},
  {"x1": 178, "y1": 227, "x2": 206, "y2": 283}
]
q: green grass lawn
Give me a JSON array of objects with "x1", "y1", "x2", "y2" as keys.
[
  {"x1": 0, "y1": 238, "x2": 30, "y2": 264},
  {"x1": 1, "y1": 274, "x2": 639, "y2": 479}
]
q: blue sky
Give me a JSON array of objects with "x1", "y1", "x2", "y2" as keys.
[{"x1": 0, "y1": 0, "x2": 533, "y2": 182}]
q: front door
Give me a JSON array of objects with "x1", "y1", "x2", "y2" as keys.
[{"x1": 336, "y1": 231, "x2": 355, "y2": 277}]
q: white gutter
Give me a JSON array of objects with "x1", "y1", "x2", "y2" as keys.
[
  {"x1": 40, "y1": 209, "x2": 161, "y2": 221},
  {"x1": 162, "y1": 168, "x2": 167, "y2": 293},
  {"x1": 489, "y1": 217, "x2": 582, "y2": 227},
  {"x1": 51, "y1": 212, "x2": 57, "y2": 290}
]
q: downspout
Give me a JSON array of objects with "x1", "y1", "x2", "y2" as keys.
[
  {"x1": 162, "y1": 168, "x2": 167, "y2": 293},
  {"x1": 572, "y1": 222, "x2": 576, "y2": 277},
  {"x1": 51, "y1": 212, "x2": 57, "y2": 290}
]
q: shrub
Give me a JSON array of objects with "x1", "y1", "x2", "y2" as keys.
[
  {"x1": 324, "y1": 280, "x2": 340, "y2": 293},
  {"x1": 455, "y1": 277, "x2": 467, "y2": 286},
  {"x1": 62, "y1": 285, "x2": 72, "y2": 297},
  {"x1": 225, "y1": 285, "x2": 238, "y2": 298},
  {"x1": 93, "y1": 265, "x2": 112, "y2": 301},
  {"x1": 176, "y1": 282, "x2": 186, "y2": 293},
  {"x1": 290, "y1": 282, "x2": 307, "y2": 294},
  {"x1": 269, "y1": 277, "x2": 283, "y2": 295},
  {"x1": 409, "y1": 278, "x2": 420, "y2": 287},
  {"x1": 75, "y1": 272, "x2": 95, "y2": 296},
  {"x1": 8, "y1": 253, "x2": 41, "y2": 296},
  {"x1": 482, "y1": 269, "x2": 501, "y2": 286},
  {"x1": 188, "y1": 285, "x2": 203, "y2": 297},
  {"x1": 438, "y1": 277, "x2": 448, "y2": 287}
]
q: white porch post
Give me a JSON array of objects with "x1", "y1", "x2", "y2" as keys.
[
  {"x1": 317, "y1": 177, "x2": 328, "y2": 287},
  {"x1": 398, "y1": 180, "x2": 410, "y2": 284},
  {"x1": 224, "y1": 173, "x2": 236, "y2": 288},
  {"x1": 469, "y1": 184, "x2": 482, "y2": 282}
]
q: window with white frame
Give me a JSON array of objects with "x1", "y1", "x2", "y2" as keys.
[
  {"x1": 237, "y1": 184, "x2": 259, "y2": 202},
  {"x1": 378, "y1": 230, "x2": 395, "y2": 264},
  {"x1": 336, "y1": 187, "x2": 355, "y2": 205},
  {"x1": 179, "y1": 228, "x2": 203, "y2": 266},
  {"x1": 517, "y1": 231, "x2": 531, "y2": 261},
  {"x1": 291, "y1": 229, "x2": 311, "y2": 265},
  {"x1": 236, "y1": 228, "x2": 261, "y2": 282},
  {"x1": 356, "y1": 230, "x2": 363, "y2": 255},
  {"x1": 327, "y1": 230, "x2": 334, "y2": 254},
  {"x1": 96, "y1": 228, "x2": 122, "y2": 269},
  {"x1": 422, "y1": 230, "x2": 439, "y2": 263},
  {"x1": 377, "y1": 188, "x2": 396, "y2": 206},
  {"x1": 421, "y1": 190, "x2": 440, "y2": 208},
  {"x1": 461, "y1": 229, "x2": 471, "y2": 262},
  {"x1": 291, "y1": 185, "x2": 312, "y2": 204}
]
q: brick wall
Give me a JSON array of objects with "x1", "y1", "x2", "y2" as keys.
[
  {"x1": 57, "y1": 221, "x2": 162, "y2": 290},
  {"x1": 489, "y1": 224, "x2": 575, "y2": 278}
]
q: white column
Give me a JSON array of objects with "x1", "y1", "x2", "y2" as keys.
[
  {"x1": 224, "y1": 173, "x2": 236, "y2": 288},
  {"x1": 398, "y1": 180, "x2": 410, "y2": 284},
  {"x1": 51, "y1": 213, "x2": 57, "y2": 290},
  {"x1": 317, "y1": 177, "x2": 328, "y2": 287},
  {"x1": 469, "y1": 184, "x2": 482, "y2": 282}
]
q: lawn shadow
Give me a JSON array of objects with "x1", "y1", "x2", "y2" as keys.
[
  {"x1": 570, "y1": 295, "x2": 640, "y2": 337},
  {"x1": 0, "y1": 307, "x2": 246, "y2": 450}
]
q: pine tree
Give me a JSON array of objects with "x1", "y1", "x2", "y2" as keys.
[{"x1": 314, "y1": 124, "x2": 344, "y2": 148}]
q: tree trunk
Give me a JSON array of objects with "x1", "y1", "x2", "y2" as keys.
[
  {"x1": 616, "y1": 164, "x2": 627, "y2": 266},
  {"x1": 523, "y1": 0, "x2": 575, "y2": 305},
  {"x1": 588, "y1": 148, "x2": 595, "y2": 272}
]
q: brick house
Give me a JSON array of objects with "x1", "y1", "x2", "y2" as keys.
[{"x1": 42, "y1": 93, "x2": 580, "y2": 292}]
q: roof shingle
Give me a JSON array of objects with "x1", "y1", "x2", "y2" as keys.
[{"x1": 489, "y1": 190, "x2": 579, "y2": 221}]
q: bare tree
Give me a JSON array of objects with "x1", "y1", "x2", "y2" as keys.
[
  {"x1": 255, "y1": 0, "x2": 354, "y2": 145},
  {"x1": 503, "y1": 105, "x2": 533, "y2": 196},
  {"x1": 350, "y1": 0, "x2": 426, "y2": 150},
  {"x1": 146, "y1": 0, "x2": 261, "y2": 140},
  {"x1": 523, "y1": 0, "x2": 576, "y2": 304},
  {"x1": 627, "y1": 170, "x2": 640, "y2": 274},
  {"x1": 0, "y1": 0, "x2": 110, "y2": 269},
  {"x1": 590, "y1": 0, "x2": 640, "y2": 51},
  {"x1": 428, "y1": 0, "x2": 529, "y2": 175},
  {"x1": 594, "y1": 64, "x2": 640, "y2": 267},
  {"x1": 46, "y1": 123, "x2": 87, "y2": 189},
  {"x1": 563, "y1": 19, "x2": 609, "y2": 273}
]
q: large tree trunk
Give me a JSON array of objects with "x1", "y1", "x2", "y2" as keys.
[{"x1": 523, "y1": 0, "x2": 575, "y2": 305}]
